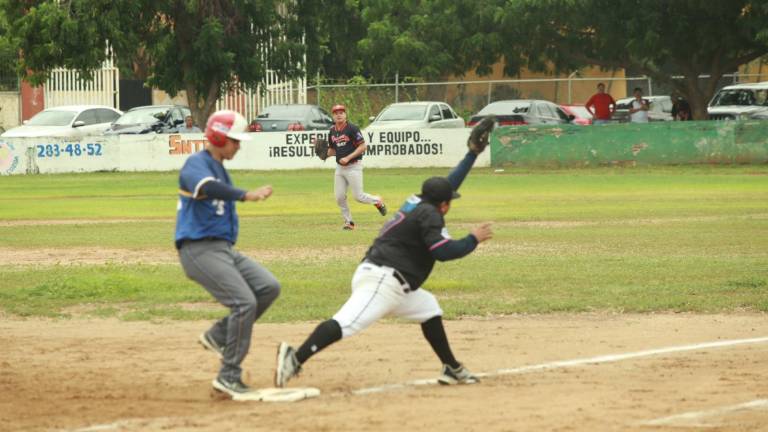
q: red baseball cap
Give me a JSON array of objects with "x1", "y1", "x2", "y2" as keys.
[{"x1": 331, "y1": 104, "x2": 346, "y2": 113}]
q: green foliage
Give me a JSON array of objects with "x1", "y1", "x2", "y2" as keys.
[
  {"x1": 492, "y1": 0, "x2": 768, "y2": 118},
  {"x1": 2, "y1": 0, "x2": 307, "y2": 125},
  {"x1": 357, "y1": 0, "x2": 483, "y2": 80},
  {"x1": 297, "y1": 0, "x2": 367, "y2": 78}
]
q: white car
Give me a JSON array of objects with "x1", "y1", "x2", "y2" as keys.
[
  {"x1": 366, "y1": 101, "x2": 465, "y2": 130},
  {"x1": 1, "y1": 105, "x2": 122, "y2": 138},
  {"x1": 707, "y1": 81, "x2": 768, "y2": 120}
]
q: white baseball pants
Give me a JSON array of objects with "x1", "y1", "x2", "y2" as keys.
[{"x1": 333, "y1": 261, "x2": 443, "y2": 338}]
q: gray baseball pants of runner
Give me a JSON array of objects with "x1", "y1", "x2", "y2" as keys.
[
  {"x1": 335, "y1": 163, "x2": 381, "y2": 223},
  {"x1": 179, "y1": 239, "x2": 280, "y2": 382}
]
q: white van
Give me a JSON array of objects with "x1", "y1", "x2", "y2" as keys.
[{"x1": 707, "y1": 81, "x2": 768, "y2": 120}]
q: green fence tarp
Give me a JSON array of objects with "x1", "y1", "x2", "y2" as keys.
[{"x1": 490, "y1": 120, "x2": 768, "y2": 167}]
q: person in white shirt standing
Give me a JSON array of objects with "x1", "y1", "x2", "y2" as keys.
[{"x1": 628, "y1": 87, "x2": 650, "y2": 123}]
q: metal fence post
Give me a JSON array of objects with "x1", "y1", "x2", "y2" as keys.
[{"x1": 395, "y1": 72, "x2": 399, "y2": 102}]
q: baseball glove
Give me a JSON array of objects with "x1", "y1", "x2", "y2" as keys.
[
  {"x1": 313, "y1": 138, "x2": 329, "y2": 161},
  {"x1": 467, "y1": 116, "x2": 496, "y2": 155}
]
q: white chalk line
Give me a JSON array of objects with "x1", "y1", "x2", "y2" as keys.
[
  {"x1": 350, "y1": 335, "x2": 768, "y2": 395},
  {"x1": 639, "y1": 399, "x2": 768, "y2": 427},
  {"x1": 61, "y1": 335, "x2": 768, "y2": 431}
]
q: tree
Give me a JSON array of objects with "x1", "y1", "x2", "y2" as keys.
[
  {"x1": 3, "y1": 0, "x2": 307, "y2": 125},
  {"x1": 294, "y1": 0, "x2": 367, "y2": 80},
  {"x1": 482, "y1": 0, "x2": 768, "y2": 119},
  {"x1": 352, "y1": 0, "x2": 768, "y2": 119},
  {"x1": 356, "y1": 0, "x2": 502, "y2": 81}
]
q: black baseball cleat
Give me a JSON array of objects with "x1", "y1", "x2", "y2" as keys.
[
  {"x1": 274, "y1": 342, "x2": 302, "y2": 387},
  {"x1": 437, "y1": 363, "x2": 479, "y2": 385},
  {"x1": 343, "y1": 221, "x2": 355, "y2": 230},
  {"x1": 212, "y1": 376, "x2": 253, "y2": 398},
  {"x1": 375, "y1": 200, "x2": 387, "y2": 216},
  {"x1": 198, "y1": 331, "x2": 224, "y2": 358}
]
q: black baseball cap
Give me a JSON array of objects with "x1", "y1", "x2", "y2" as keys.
[{"x1": 420, "y1": 177, "x2": 460, "y2": 203}]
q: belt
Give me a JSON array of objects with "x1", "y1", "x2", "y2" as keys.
[
  {"x1": 181, "y1": 237, "x2": 228, "y2": 245},
  {"x1": 363, "y1": 259, "x2": 413, "y2": 293}
]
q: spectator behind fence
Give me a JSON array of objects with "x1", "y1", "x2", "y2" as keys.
[
  {"x1": 672, "y1": 97, "x2": 692, "y2": 121},
  {"x1": 584, "y1": 82, "x2": 616, "y2": 125},
  {"x1": 628, "y1": 88, "x2": 650, "y2": 123},
  {"x1": 178, "y1": 115, "x2": 202, "y2": 133}
]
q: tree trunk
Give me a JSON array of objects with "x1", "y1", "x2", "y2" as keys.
[
  {"x1": 184, "y1": 79, "x2": 221, "y2": 132},
  {"x1": 682, "y1": 76, "x2": 711, "y2": 121}
]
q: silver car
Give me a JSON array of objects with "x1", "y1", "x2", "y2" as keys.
[
  {"x1": 366, "y1": 101, "x2": 465, "y2": 130},
  {"x1": 468, "y1": 100, "x2": 573, "y2": 126},
  {"x1": 1, "y1": 105, "x2": 122, "y2": 138}
]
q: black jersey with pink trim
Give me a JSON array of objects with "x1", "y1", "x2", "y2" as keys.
[
  {"x1": 329, "y1": 122, "x2": 365, "y2": 164},
  {"x1": 364, "y1": 196, "x2": 450, "y2": 289}
]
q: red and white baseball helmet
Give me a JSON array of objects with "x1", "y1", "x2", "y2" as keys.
[
  {"x1": 331, "y1": 104, "x2": 346, "y2": 113},
  {"x1": 205, "y1": 110, "x2": 252, "y2": 147}
]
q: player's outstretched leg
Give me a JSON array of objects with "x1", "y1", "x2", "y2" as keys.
[{"x1": 275, "y1": 319, "x2": 343, "y2": 387}]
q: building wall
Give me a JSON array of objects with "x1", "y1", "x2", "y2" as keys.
[{"x1": 0, "y1": 92, "x2": 20, "y2": 130}]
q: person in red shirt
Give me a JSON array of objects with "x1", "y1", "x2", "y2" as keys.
[{"x1": 585, "y1": 82, "x2": 616, "y2": 125}]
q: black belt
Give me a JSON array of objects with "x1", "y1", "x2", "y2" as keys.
[
  {"x1": 363, "y1": 259, "x2": 412, "y2": 293},
  {"x1": 182, "y1": 237, "x2": 228, "y2": 245},
  {"x1": 392, "y1": 269, "x2": 408, "y2": 286}
]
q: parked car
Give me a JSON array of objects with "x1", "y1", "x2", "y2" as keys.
[
  {"x1": 560, "y1": 104, "x2": 593, "y2": 125},
  {"x1": 365, "y1": 101, "x2": 465, "y2": 130},
  {"x1": 249, "y1": 104, "x2": 333, "y2": 132},
  {"x1": 467, "y1": 100, "x2": 574, "y2": 127},
  {"x1": 707, "y1": 81, "x2": 768, "y2": 120},
  {"x1": 104, "y1": 105, "x2": 191, "y2": 135},
  {"x1": 612, "y1": 95, "x2": 673, "y2": 122},
  {"x1": 1, "y1": 105, "x2": 122, "y2": 138}
]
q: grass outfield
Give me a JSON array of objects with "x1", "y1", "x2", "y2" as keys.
[{"x1": 0, "y1": 165, "x2": 767, "y2": 319}]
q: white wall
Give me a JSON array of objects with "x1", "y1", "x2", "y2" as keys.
[
  {"x1": 0, "y1": 92, "x2": 20, "y2": 130},
  {"x1": 0, "y1": 128, "x2": 489, "y2": 175}
]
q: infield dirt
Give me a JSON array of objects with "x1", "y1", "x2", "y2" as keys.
[{"x1": 2, "y1": 314, "x2": 767, "y2": 431}]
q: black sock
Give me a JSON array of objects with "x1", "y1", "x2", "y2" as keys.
[
  {"x1": 295, "y1": 319, "x2": 342, "y2": 364},
  {"x1": 421, "y1": 316, "x2": 460, "y2": 369}
]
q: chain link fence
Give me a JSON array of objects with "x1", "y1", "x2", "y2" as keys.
[
  {"x1": 308, "y1": 73, "x2": 767, "y2": 127},
  {"x1": 0, "y1": 50, "x2": 18, "y2": 92}
]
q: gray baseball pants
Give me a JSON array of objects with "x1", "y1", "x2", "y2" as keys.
[
  {"x1": 335, "y1": 162, "x2": 381, "y2": 223},
  {"x1": 179, "y1": 239, "x2": 280, "y2": 382}
]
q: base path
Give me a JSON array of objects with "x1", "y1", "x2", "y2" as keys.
[{"x1": 2, "y1": 313, "x2": 767, "y2": 431}]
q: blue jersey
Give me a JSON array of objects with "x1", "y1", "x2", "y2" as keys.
[{"x1": 174, "y1": 150, "x2": 239, "y2": 249}]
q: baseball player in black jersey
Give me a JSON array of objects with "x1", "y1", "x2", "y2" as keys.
[
  {"x1": 274, "y1": 118, "x2": 495, "y2": 387},
  {"x1": 326, "y1": 104, "x2": 387, "y2": 230}
]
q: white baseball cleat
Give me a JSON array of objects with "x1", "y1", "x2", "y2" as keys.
[
  {"x1": 437, "y1": 363, "x2": 479, "y2": 385},
  {"x1": 274, "y1": 342, "x2": 302, "y2": 388},
  {"x1": 198, "y1": 332, "x2": 224, "y2": 359}
]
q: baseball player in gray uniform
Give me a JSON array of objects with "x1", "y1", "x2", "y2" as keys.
[
  {"x1": 327, "y1": 104, "x2": 387, "y2": 230},
  {"x1": 274, "y1": 117, "x2": 496, "y2": 387},
  {"x1": 175, "y1": 110, "x2": 280, "y2": 400}
]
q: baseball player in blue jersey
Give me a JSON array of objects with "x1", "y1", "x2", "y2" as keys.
[
  {"x1": 326, "y1": 104, "x2": 387, "y2": 230},
  {"x1": 274, "y1": 117, "x2": 496, "y2": 388},
  {"x1": 175, "y1": 110, "x2": 280, "y2": 400}
]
